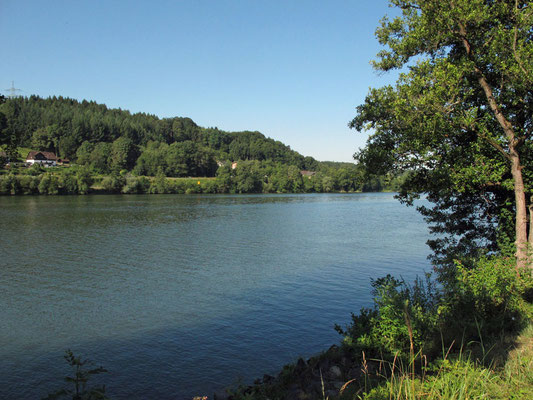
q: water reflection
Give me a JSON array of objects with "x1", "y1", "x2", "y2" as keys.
[{"x1": 0, "y1": 193, "x2": 431, "y2": 399}]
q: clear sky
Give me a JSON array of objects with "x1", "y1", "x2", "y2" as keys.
[{"x1": 0, "y1": 0, "x2": 400, "y2": 162}]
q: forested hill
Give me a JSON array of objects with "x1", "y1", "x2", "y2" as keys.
[{"x1": 0, "y1": 95, "x2": 319, "y2": 175}]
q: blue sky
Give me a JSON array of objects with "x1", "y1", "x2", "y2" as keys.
[{"x1": 0, "y1": 0, "x2": 400, "y2": 162}]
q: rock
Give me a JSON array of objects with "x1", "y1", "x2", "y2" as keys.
[
  {"x1": 287, "y1": 383, "x2": 300, "y2": 391},
  {"x1": 213, "y1": 390, "x2": 230, "y2": 400},
  {"x1": 286, "y1": 389, "x2": 310, "y2": 400},
  {"x1": 328, "y1": 344, "x2": 339, "y2": 353},
  {"x1": 329, "y1": 365, "x2": 342, "y2": 379},
  {"x1": 296, "y1": 357, "x2": 307, "y2": 370},
  {"x1": 332, "y1": 381, "x2": 345, "y2": 390}
]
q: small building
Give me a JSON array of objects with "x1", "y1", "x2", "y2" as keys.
[
  {"x1": 58, "y1": 158, "x2": 70, "y2": 166},
  {"x1": 26, "y1": 151, "x2": 58, "y2": 167},
  {"x1": 300, "y1": 170, "x2": 316, "y2": 178}
]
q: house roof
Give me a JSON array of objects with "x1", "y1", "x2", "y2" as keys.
[
  {"x1": 26, "y1": 151, "x2": 58, "y2": 161},
  {"x1": 300, "y1": 170, "x2": 316, "y2": 177}
]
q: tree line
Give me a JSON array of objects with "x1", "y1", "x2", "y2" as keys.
[
  {"x1": 0, "y1": 95, "x2": 316, "y2": 172},
  {"x1": 0, "y1": 161, "x2": 407, "y2": 196},
  {"x1": 0, "y1": 95, "x2": 402, "y2": 193}
]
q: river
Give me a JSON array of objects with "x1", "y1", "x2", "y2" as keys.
[{"x1": 0, "y1": 193, "x2": 431, "y2": 399}]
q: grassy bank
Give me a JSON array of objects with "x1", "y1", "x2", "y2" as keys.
[
  {"x1": 221, "y1": 321, "x2": 532, "y2": 400},
  {"x1": 42, "y1": 257, "x2": 532, "y2": 399},
  {"x1": 221, "y1": 257, "x2": 533, "y2": 400}
]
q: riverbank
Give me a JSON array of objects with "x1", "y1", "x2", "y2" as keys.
[
  {"x1": 215, "y1": 320, "x2": 533, "y2": 400},
  {"x1": 0, "y1": 168, "x2": 371, "y2": 196},
  {"x1": 213, "y1": 258, "x2": 533, "y2": 400},
  {"x1": 0, "y1": 156, "x2": 404, "y2": 195}
]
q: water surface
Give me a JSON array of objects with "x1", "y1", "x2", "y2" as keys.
[{"x1": 0, "y1": 193, "x2": 431, "y2": 399}]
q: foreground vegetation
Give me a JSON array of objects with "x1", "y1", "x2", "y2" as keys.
[
  {"x1": 45, "y1": 256, "x2": 532, "y2": 400},
  {"x1": 223, "y1": 256, "x2": 532, "y2": 400}
]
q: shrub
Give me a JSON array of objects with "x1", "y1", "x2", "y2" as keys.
[
  {"x1": 149, "y1": 168, "x2": 168, "y2": 194},
  {"x1": 76, "y1": 168, "x2": 93, "y2": 195},
  {"x1": 336, "y1": 274, "x2": 440, "y2": 356},
  {"x1": 38, "y1": 173, "x2": 59, "y2": 195},
  {"x1": 100, "y1": 174, "x2": 125, "y2": 193},
  {"x1": 60, "y1": 172, "x2": 79, "y2": 194},
  {"x1": 44, "y1": 350, "x2": 108, "y2": 400},
  {"x1": 337, "y1": 257, "x2": 532, "y2": 359},
  {"x1": 18, "y1": 175, "x2": 38, "y2": 194},
  {"x1": 122, "y1": 176, "x2": 149, "y2": 194},
  {"x1": 437, "y1": 257, "x2": 533, "y2": 343}
]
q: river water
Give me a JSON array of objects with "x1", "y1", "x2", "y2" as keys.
[{"x1": 0, "y1": 193, "x2": 431, "y2": 399}]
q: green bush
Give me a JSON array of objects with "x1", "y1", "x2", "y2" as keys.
[
  {"x1": 336, "y1": 274, "x2": 440, "y2": 356},
  {"x1": 437, "y1": 257, "x2": 533, "y2": 343},
  {"x1": 100, "y1": 174, "x2": 126, "y2": 193},
  {"x1": 18, "y1": 175, "x2": 39, "y2": 194},
  {"x1": 76, "y1": 167, "x2": 93, "y2": 195},
  {"x1": 122, "y1": 175, "x2": 149, "y2": 194},
  {"x1": 60, "y1": 172, "x2": 79, "y2": 194},
  {"x1": 149, "y1": 168, "x2": 168, "y2": 194},
  {"x1": 38, "y1": 173, "x2": 59, "y2": 195},
  {"x1": 337, "y1": 257, "x2": 532, "y2": 359},
  {"x1": 0, "y1": 174, "x2": 13, "y2": 194},
  {"x1": 27, "y1": 163, "x2": 44, "y2": 176}
]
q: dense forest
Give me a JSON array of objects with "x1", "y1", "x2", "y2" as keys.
[{"x1": 0, "y1": 95, "x2": 402, "y2": 194}]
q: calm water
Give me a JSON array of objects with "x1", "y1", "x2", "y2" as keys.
[{"x1": 0, "y1": 193, "x2": 431, "y2": 399}]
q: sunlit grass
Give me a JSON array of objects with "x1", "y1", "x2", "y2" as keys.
[{"x1": 355, "y1": 322, "x2": 533, "y2": 400}]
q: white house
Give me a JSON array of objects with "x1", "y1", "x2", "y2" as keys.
[{"x1": 26, "y1": 151, "x2": 58, "y2": 167}]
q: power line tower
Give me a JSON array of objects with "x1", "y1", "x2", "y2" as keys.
[{"x1": 4, "y1": 81, "x2": 22, "y2": 98}]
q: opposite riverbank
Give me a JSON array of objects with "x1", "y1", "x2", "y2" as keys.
[{"x1": 0, "y1": 164, "x2": 401, "y2": 196}]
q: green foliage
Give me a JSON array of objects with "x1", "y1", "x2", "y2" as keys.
[
  {"x1": 337, "y1": 256, "x2": 532, "y2": 360},
  {"x1": 336, "y1": 274, "x2": 439, "y2": 356},
  {"x1": 32, "y1": 124, "x2": 61, "y2": 153},
  {"x1": 100, "y1": 174, "x2": 126, "y2": 193},
  {"x1": 438, "y1": 257, "x2": 533, "y2": 342},
  {"x1": 38, "y1": 173, "x2": 59, "y2": 195},
  {"x1": 0, "y1": 95, "x2": 316, "y2": 177},
  {"x1": 122, "y1": 175, "x2": 149, "y2": 194},
  {"x1": 43, "y1": 350, "x2": 108, "y2": 400},
  {"x1": 1, "y1": 96, "x2": 408, "y2": 193},
  {"x1": 109, "y1": 137, "x2": 138, "y2": 172},
  {"x1": 360, "y1": 322, "x2": 533, "y2": 400},
  {"x1": 351, "y1": 0, "x2": 533, "y2": 266},
  {"x1": 149, "y1": 168, "x2": 168, "y2": 194},
  {"x1": 75, "y1": 167, "x2": 93, "y2": 195}
]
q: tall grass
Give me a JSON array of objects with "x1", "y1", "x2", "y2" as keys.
[{"x1": 357, "y1": 321, "x2": 533, "y2": 400}]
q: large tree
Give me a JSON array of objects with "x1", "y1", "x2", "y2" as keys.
[{"x1": 351, "y1": 0, "x2": 533, "y2": 271}]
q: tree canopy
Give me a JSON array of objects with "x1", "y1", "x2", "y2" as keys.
[
  {"x1": 351, "y1": 0, "x2": 533, "y2": 271},
  {"x1": 0, "y1": 95, "x2": 317, "y2": 174}
]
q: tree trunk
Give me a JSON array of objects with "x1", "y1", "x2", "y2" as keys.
[
  {"x1": 458, "y1": 22, "x2": 531, "y2": 271},
  {"x1": 511, "y1": 156, "x2": 529, "y2": 271},
  {"x1": 529, "y1": 199, "x2": 533, "y2": 269}
]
